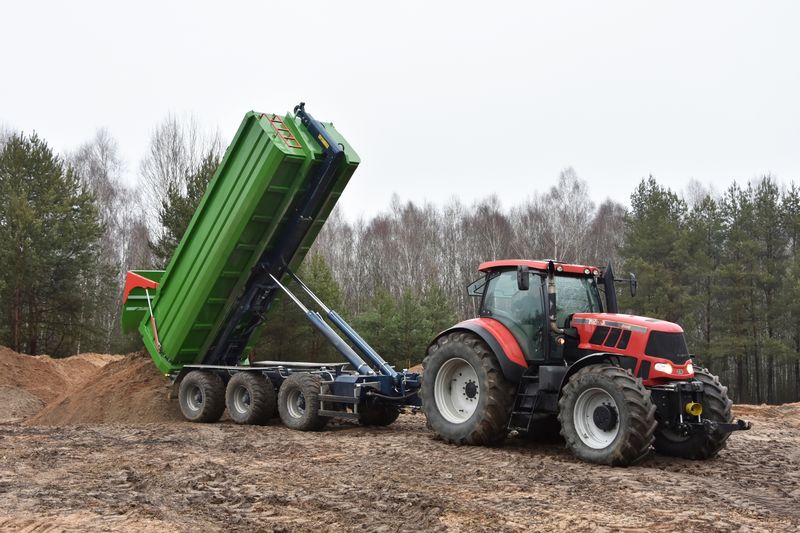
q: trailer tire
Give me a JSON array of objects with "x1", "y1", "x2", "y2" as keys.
[
  {"x1": 421, "y1": 331, "x2": 515, "y2": 445},
  {"x1": 225, "y1": 372, "x2": 276, "y2": 425},
  {"x1": 178, "y1": 370, "x2": 226, "y2": 423},
  {"x1": 558, "y1": 364, "x2": 656, "y2": 466},
  {"x1": 359, "y1": 403, "x2": 401, "y2": 427},
  {"x1": 278, "y1": 373, "x2": 328, "y2": 431},
  {"x1": 654, "y1": 367, "x2": 733, "y2": 460}
]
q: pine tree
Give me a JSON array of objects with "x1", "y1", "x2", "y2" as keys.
[
  {"x1": 685, "y1": 195, "x2": 725, "y2": 357},
  {"x1": 620, "y1": 177, "x2": 691, "y2": 323},
  {"x1": 151, "y1": 152, "x2": 219, "y2": 267},
  {"x1": 0, "y1": 133, "x2": 105, "y2": 355}
]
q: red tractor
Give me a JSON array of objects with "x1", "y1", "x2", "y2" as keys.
[{"x1": 421, "y1": 260, "x2": 751, "y2": 466}]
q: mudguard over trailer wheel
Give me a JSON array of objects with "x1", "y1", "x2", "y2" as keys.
[
  {"x1": 225, "y1": 372, "x2": 277, "y2": 425},
  {"x1": 654, "y1": 367, "x2": 733, "y2": 459},
  {"x1": 278, "y1": 373, "x2": 328, "y2": 431},
  {"x1": 558, "y1": 364, "x2": 656, "y2": 466},
  {"x1": 178, "y1": 370, "x2": 226, "y2": 423},
  {"x1": 421, "y1": 331, "x2": 515, "y2": 445}
]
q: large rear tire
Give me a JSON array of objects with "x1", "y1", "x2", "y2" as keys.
[
  {"x1": 225, "y1": 372, "x2": 276, "y2": 425},
  {"x1": 558, "y1": 364, "x2": 656, "y2": 466},
  {"x1": 654, "y1": 367, "x2": 733, "y2": 459},
  {"x1": 421, "y1": 331, "x2": 515, "y2": 445},
  {"x1": 277, "y1": 373, "x2": 328, "y2": 431},
  {"x1": 178, "y1": 370, "x2": 226, "y2": 423}
]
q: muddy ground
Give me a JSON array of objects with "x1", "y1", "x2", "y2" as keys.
[{"x1": 0, "y1": 348, "x2": 798, "y2": 532}]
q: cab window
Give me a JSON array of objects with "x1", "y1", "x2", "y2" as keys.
[{"x1": 481, "y1": 270, "x2": 546, "y2": 361}]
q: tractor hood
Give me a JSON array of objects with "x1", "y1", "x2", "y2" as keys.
[
  {"x1": 571, "y1": 313, "x2": 684, "y2": 335},
  {"x1": 570, "y1": 313, "x2": 686, "y2": 359}
]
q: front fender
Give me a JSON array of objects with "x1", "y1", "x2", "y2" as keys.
[
  {"x1": 428, "y1": 318, "x2": 527, "y2": 383},
  {"x1": 559, "y1": 352, "x2": 639, "y2": 396}
]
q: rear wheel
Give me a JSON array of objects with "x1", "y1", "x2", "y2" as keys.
[
  {"x1": 278, "y1": 373, "x2": 328, "y2": 431},
  {"x1": 225, "y1": 372, "x2": 276, "y2": 425},
  {"x1": 654, "y1": 367, "x2": 733, "y2": 459},
  {"x1": 178, "y1": 370, "x2": 226, "y2": 423},
  {"x1": 558, "y1": 364, "x2": 656, "y2": 466},
  {"x1": 421, "y1": 331, "x2": 515, "y2": 445}
]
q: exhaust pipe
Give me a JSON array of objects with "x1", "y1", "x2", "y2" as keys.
[{"x1": 546, "y1": 261, "x2": 565, "y2": 335}]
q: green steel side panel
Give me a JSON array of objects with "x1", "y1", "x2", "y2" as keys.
[{"x1": 137, "y1": 110, "x2": 359, "y2": 375}]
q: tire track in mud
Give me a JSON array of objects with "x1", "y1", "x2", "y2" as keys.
[{"x1": 0, "y1": 407, "x2": 798, "y2": 532}]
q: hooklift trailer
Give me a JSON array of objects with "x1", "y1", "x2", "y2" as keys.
[{"x1": 122, "y1": 103, "x2": 419, "y2": 430}]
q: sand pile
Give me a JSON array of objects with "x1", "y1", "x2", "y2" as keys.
[
  {"x1": 0, "y1": 346, "x2": 122, "y2": 422},
  {"x1": 0, "y1": 346, "x2": 120, "y2": 403},
  {"x1": 29, "y1": 352, "x2": 182, "y2": 425}
]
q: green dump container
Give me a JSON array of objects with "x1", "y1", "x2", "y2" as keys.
[{"x1": 122, "y1": 106, "x2": 359, "y2": 374}]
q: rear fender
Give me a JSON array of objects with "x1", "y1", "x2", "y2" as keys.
[
  {"x1": 559, "y1": 352, "x2": 639, "y2": 397},
  {"x1": 429, "y1": 319, "x2": 527, "y2": 383}
]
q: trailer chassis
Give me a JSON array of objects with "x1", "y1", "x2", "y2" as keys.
[{"x1": 169, "y1": 270, "x2": 421, "y2": 423}]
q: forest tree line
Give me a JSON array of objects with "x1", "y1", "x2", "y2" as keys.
[{"x1": 0, "y1": 120, "x2": 797, "y2": 404}]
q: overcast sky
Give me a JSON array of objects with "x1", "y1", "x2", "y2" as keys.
[{"x1": 1, "y1": 1, "x2": 798, "y2": 218}]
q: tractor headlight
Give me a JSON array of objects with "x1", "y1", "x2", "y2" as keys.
[
  {"x1": 654, "y1": 362, "x2": 673, "y2": 374},
  {"x1": 686, "y1": 363, "x2": 694, "y2": 374}
]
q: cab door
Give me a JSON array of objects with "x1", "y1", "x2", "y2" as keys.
[{"x1": 479, "y1": 270, "x2": 547, "y2": 361}]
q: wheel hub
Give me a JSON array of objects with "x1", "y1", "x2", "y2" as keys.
[
  {"x1": 434, "y1": 357, "x2": 480, "y2": 423},
  {"x1": 592, "y1": 404, "x2": 618, "y2": 431},
  {"x1": 573, "y1": 387, "x2": 620, "y2": 449},
  {"x1": 464, "y1": 380, "x2": 478, "y2": 400}
]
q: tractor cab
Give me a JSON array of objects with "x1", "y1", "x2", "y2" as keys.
[
  {"x1": 471, "y1": 260, "x2": 605, "y2": 364},
  {"x1": 469, "y1": 259, "x2": 692, "y2": 386}
]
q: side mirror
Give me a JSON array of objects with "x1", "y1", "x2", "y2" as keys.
[
  {"x1": 629, "y1": 273, "x2": 637, "y2": 297},
  {"x1": 517, "y1": 265, "x2": 530, "y2": 291}
]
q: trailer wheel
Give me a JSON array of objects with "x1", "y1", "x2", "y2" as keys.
[
  {"x1": 654, "y1": 367, "x2": 733, "y2": 459},
  {"x1": 421, "y1": 331, "x2": 515, "y2": 445},
  {"x1": 358, "y1": 403, "x2": 401, "y2": 427},
  {"x1": 278, "y1": 373, "x2": 328, "y2": 431},
  {"x1": 558, "y1": 364, "x2": 656, "y2": 466},
  {"x1": 225, "y1": 372, "x2": 276, "y2": 425},
  {"x1": 178, "y1": 370, "x2": 226, "y2": 423}
]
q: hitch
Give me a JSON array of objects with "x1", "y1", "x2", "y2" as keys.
[
  {"x1": 681, "y1": 418, "x2": 752, "y2": 437},
  {"x1": 702, "y1": 418, "x2": 752, "y2": 436}
]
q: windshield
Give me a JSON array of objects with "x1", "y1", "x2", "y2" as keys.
[{"x1": 555, "y1": 276, "x2": 602, "y2": 326}]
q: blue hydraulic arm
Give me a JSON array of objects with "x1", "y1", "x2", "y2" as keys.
[
  {"x1": 268, "y1": 274, "x2": 375, "y2": 376},
  {"x1": 288, "y1": 270, "x2": 400, "y2": 381}
]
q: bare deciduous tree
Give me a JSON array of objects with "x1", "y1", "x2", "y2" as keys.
[{"x1": 139, "y1": 114, "x2": 222, "y2": 237}]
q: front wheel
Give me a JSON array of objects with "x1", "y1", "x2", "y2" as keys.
[
  {"x1": 558, "y1": 364, "x2": 656, "y2": 466},
  {"x1": 277, "y1": 373, "x2": 328, "y2": 431},
  {"x1": 421, "y1": 331, "x2": 515, "y2": 445},
  {"x1": 654, "y1": 367, "x2": 733, "y2": 459}
]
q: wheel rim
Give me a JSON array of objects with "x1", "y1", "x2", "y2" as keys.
[
  {"x1": 186, "y1": 385, "x2": 203, "y2": 412},
  {"x1": 286, "y1": 389, "x2": 306, "y2": 419},
  {"x1": 573, "y1": 387, "x2": 619, "y2": 449},
  {"x1": 232, "y1": 385, "x2": 251, "y2": 415},
  {"x1": 434, "y1": 357, "x2": 480, "y2": 424}
]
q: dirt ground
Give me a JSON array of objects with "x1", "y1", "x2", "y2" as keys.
[{"x1": 0, "y1": 348, "x2": 799, "y2": 532}]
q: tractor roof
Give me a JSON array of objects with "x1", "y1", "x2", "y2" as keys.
[{"x1": 478, "y1": 259, "x2": 601, "y2": 275}]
